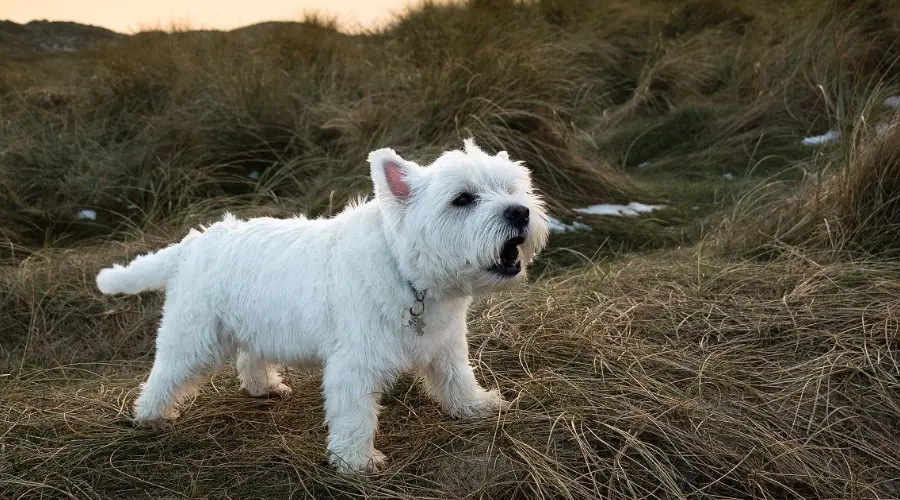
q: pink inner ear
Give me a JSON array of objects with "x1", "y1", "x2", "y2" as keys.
[{"x1": 384, "y1": 161, "x2": 411, "y2": 199}]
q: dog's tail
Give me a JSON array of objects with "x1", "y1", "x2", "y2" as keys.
[{"x1": 96, "y1": 230, "x2": 199, "y2": 295}]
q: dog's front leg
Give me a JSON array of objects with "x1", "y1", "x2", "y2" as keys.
[
  {"x1": 420, "y1": 328, "x2": 509, "y2": 419},
  {"x1": 322, "y1": 359, "x2": 393, "y2": 473}
]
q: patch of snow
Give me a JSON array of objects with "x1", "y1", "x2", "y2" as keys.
[
  {"x1": 637, "y1": 161, "x2": 652, "y2": 168},
  {"x1": 801, "y1": 130, "x2": 840, "y2": 146},
  {"x1": 574, "y1": 202, "x2": 665, "y2": 217},
  {"x1": 626, "y1": 202, "x2": 663, "y2": 213},
  {"x1": 884, "y1": 96, "x2": 900, "y2": 109},
  {"x1": 38, "y1": 39, "x2": 78, "y2": 53},
  {"x1": 577, "y1": 205, "x2": 630, "y2": 216},
  {"x1": 547, "y1": 216, "x2": 592, "y2": 233},
  {"x1": 546, "y1": 216, "x2": 569, "y2": 232},
  {"x1": 76, "y1": 209, "x2": 97, "y2": 220},
  {"x1": 247, "y1": 171, "x2": 261, "y2": 180},
  {"x1": 722, "y1": 172, "x2": 734, "y2": 181}
]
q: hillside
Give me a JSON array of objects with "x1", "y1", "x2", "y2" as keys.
[
  {"x1": 1, "y1": 0, "x2": 899, "y2": 498},
  {"x1": 0, "y1": 20, "x2": 124, "y2": 54}
]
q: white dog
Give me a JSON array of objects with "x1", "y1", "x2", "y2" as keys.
[{"x1": 96, "y1": 138, "x2": 550, "y2": 472}]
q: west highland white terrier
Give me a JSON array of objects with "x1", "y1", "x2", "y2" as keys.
[{"x1": 96, "y1": 138, "x2": 550, "y2": 472}]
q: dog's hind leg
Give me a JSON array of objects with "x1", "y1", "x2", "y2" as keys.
[
  {"x1": 132, "y1": 304, "x2": 225, "y2": 429},
  {"x1": 236, "y1": 349, "x2": 292, "y2": 398}
]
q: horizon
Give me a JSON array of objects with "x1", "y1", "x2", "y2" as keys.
[{"x1": 4, "y1": 0, "x2": 436, "y2": 34}]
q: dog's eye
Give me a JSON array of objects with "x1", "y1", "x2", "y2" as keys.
[{"x1": 452, "y1": 192, "x2": 476, "y2": 207}]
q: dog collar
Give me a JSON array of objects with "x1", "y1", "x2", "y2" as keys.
[{"x1": 407, "y1": 282, "x2": 427, "y2": 336}]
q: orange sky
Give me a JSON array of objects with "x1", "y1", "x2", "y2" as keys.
[{"x1": 4, "y1": 0, "x2": 427, "y2": 33}]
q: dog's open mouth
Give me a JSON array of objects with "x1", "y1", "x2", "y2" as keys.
[{"x1": 491, "y1": 237, "x2": 525, "y2": 277}]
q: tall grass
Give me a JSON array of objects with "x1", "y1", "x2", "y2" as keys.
[
  {"x1": 719, "y1": 89, "x2": 900, "y2": 258},
  {"x1": 2, "y1": 0, "x2": 897, "y2": 250}
]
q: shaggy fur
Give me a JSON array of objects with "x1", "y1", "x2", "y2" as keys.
[{"x1": 95, "y1": 139, "x2": 550, "y2": 472}]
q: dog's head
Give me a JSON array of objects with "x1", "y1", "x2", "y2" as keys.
[{"x1": 368, "y1": 138, "x2": 550, "y2": 296}]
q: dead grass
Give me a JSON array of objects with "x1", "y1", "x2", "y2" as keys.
[
  {"x1": 2, "y1": 0, "x2": 900, "y2": 498},
  {"x1": 718, "y1": 95, "x2": 900, "y2": 258},
  {"x1": 2, "y1": 0, "x2": 898, "y2": 249},
  {"x1": 2, "y1": 250, "x2": 898, "y2": 499}
]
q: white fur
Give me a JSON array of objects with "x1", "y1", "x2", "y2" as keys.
[{"x1": 96, "y1": 138, "x2": 550, "y2": 473}]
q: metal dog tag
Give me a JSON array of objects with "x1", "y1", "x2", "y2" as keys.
[
  {"x1": 407, "y1": 285, "x2": 427, "y2": 336},
  {"x1": 408, "y1": 314, "x2": 426, "y2": 336}
]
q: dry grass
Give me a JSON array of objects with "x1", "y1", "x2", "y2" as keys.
[
  {"x1": 2, "y1": 0, "x2": 900, "y2": 498},
  {"x1": 2, "y1": 0, "x2": 897, "y2": 250},
  {"x1": 2, "y1": 250, "x2": 898, "y2": 499},
  {"x1": 718, "y1": 97, "x2": 900, "y2": 258}
]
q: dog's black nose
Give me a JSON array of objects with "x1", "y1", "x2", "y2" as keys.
[{"x1": 504, "y1": 204, "x2": 530, "y2": 229}]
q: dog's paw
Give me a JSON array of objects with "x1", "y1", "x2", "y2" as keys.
[
  {"x1": 329, "y1": 448, "x2": 387, "y2": 474},
  {"x1": 369, "y1": 449, "x2": 387, "y2": 470},
  {"x1": 266, "y1": 383, "x2": 293, "y2": 399},
  {"x1": 134, "y1": 416, "x2": 176, "y2": 431},
  {"x1": 448, "y1": 388, "x2": 509, "y2": 419},
  {"x1": 246, "y1": 382, "x2": 293, "y2": 399},
  {"x1": 133, "y1": 406, "x2": 179, "y2": 431}
]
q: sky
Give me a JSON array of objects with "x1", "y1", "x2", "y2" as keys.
[{"x1": 4, "y1": 0, "x2": 428, "y2": 34}]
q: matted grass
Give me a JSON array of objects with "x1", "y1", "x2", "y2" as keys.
[{"x1": 2, "y1": 250, "x2": 898, "y2": 499}]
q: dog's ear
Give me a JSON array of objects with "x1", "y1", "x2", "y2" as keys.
[
  {"x1": 463, "y1": 138, "x2": 483, "y2": 156},
  {"x1": 465, "y1": 137, "x2": 508, "y2": 161},
  {"x1": 368, "y1": 148, "x2": 418, "y2": 204}
]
